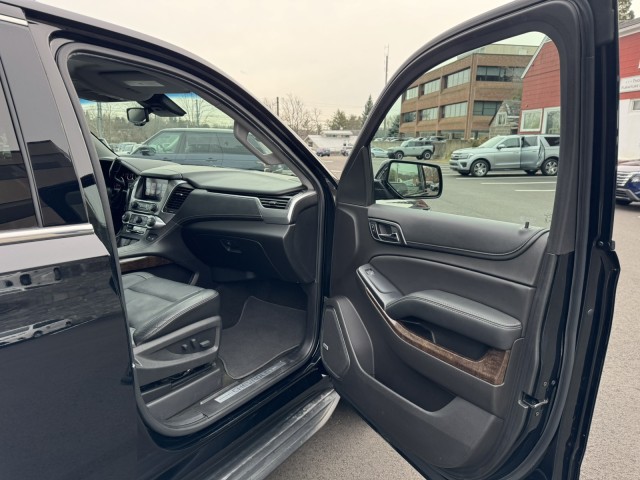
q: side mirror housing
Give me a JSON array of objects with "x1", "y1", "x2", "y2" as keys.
[{"x1": 374, "y1": 160, "x2": 442, "y2": 200}]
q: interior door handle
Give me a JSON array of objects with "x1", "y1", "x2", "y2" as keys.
[
  {"x1": 369, "y1": 219, "x2": 405, "y2": 245},
  {"x1": 378, "y1": 232, "x2": 399, "y2": 243}
]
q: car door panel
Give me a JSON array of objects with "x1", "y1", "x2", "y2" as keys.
[
  {"x1": 368, "y1": 203, "x2": 547, "y2": 260},
  {"x1": 323, "y1": 296, "x2": 505, "y2": 470},
  {"x1": 327, "y1": 201, "x2": 545, "y2": 407},
  {"x1": 324, "y1": 1, "x2": 618, "y2": 477}
]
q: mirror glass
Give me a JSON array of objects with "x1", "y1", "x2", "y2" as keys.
[
  {"x1": 126, "y1": 107, "x2": 149, "y2": 126},
  {"x1": 371, "y1": 32, "x2": 560, "y2": 227},
  {"x1": 382, "y1": 161, "x2": 440, "y2": 198}
]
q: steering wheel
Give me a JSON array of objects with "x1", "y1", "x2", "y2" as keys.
[{"x1": 107, "y1": 158, "x2": 126, "y2": 203}]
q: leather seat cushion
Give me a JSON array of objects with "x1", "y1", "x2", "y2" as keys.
[{"x1": 122, "y1": 272, "x2": 220, "y2": 345}]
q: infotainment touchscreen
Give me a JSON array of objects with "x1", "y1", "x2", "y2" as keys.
[{"x1": 143, "y1": 178, "x2": 168, "y2": 200}]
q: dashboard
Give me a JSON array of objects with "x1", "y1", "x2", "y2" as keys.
[{"x1": 104, "y1": 156, "x2": 319, "y2": 285}]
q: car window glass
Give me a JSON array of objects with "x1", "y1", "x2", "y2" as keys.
[
  {"x1": 184, "y1": 132, "x2": 221, "y2": 155},
  {"x1": 218, "y1": 133, "x2": 250, "y2": 155},
  {"x1": 146, "y1": 131, "x2": 181, "y2": 153},
  {"x1": 372, "y1": 33, "x2": 560, "y2": 227},
  {"x1": 544, "y1": 136, "x2": 560, "y2": 147},
  {"x1": 71, "y1": 55, "x2": 298, "y2": 183},
  {"x1": 0, "y1": 82, "x2": 38, "y2": 231}
]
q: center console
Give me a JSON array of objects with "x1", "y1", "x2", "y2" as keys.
[{"x1": 118, "y1": 177, "x2": 172, "y2": 247}]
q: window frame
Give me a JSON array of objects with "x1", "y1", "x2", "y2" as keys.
[{"x1": 0, "y1": 61, "x2": 40, "y2": 231}]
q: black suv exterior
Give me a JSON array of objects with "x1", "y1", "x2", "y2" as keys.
[{"x1": 0, "y1": 1, "x2": 622, "y2": 479}]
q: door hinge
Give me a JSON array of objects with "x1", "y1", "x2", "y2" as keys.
[
  {"x1": 519, "y1": 392, "x2": 549, "y2": 415},
  {"x1": 596, "y1": 239, "x2": 615, "y2": 251}
]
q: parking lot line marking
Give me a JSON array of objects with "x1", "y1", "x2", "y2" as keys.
[
  {"x1": 514, "y1": 189, "x2": 556, "y2": 192},
  {"x1": 482, "y1": 181, "x2": 557, "y2": 185}
]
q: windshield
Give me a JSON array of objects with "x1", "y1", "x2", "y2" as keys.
[
  {"x1": 70, "y1": 53, "x2": 291, "y2": 177},
  {"x1": 478, "y1": 136, "x2": 506, "y2": 148},
  {"x1": 81, "y1": 94, "x2": 281, "y2": 171}
]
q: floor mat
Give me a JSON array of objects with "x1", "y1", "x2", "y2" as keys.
[{"x1": 218, "y1": 296, "x2": 306, "y2": 379}]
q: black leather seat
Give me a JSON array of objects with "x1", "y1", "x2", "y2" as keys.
[
  {"x1": 121, "y1": 272, "x2": 223, "y2": 416},
  {"x1": 122, "y1": 272, "x2": 220, "y2": 346}
]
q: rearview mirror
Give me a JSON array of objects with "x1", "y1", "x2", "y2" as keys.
[
  {"x1": 127, "y1": 107, "x2": 149, "y2": 126},
  {"x1": 496, "y1": 144, "x2": 505, "y2": 150},
  {"x1": 375, "y1": 160, "x2": 442, "y2": 199}
]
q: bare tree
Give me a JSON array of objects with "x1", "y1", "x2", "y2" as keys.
[
  {"x1": 178, "y1": 93, "x2": 212, "y2": 127},
  {"x1": 310, "y1": 108, "x2": 323, "y2": 135},
  {"x1": 279, "y1": 94, "x2": 314, "y2": 137},
  {"x1": 263, "y1": 97, "x2": 278, "y2": 114}
]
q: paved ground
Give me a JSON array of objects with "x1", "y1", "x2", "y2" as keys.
[{"x1": 269, "y1": 163, "x2": 640, "y2": 479}]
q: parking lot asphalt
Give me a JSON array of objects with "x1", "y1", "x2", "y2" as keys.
[{"x1": 269, "y1": 160, "x2": 640, "y2": 480}]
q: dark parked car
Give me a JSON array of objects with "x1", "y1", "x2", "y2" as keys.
[
  {"x1": 130, "y1": 127, "x2": 272, "y2": 171},
  {"x1": 616, "y1": 160, "x2": 640, "y2": 204},
  {"x1": 0, "y1": 1, "x2": 622, "y2": 479},
  {"x1": 316, "y1": 147, "x2": 331, "y2": 157}
]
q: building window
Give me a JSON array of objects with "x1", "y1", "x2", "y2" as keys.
[
  {"x1": 631, "y1": 100, "x2": 640, "y2": 111},
  {"x1": 473, "y1": 101, "x2": 501, "y2": 116},
  {"x1": 405, "y1": 87, "x2": 418, "y2": 100},
  {"x1": 520, "y1": 109, "x2": 543, "y2": 132},
  {"x1": 444, "y1": 69, "x2": 470, "y2": 88},
  {"x1": 471, "y1": 131, "x2": 491, "y2": 140},
  {"x1": 420, "y1": 107, "x2": 438, "y2": 121},
  {"x1": 542, "y1": 107, "x2": 561, "y2": 134},
  {"x1": 440, "y1": 130, "x2": 465, "y2": 139},
  {"x1": 422, "y1": 79, "x2": 440, "y2": 95},
  {"x1": 476, "y1": 66, "x2": 525, "y2": 82},
  {"x1": 402, "y1": 111, "x2": 417, "y2": 123},
  {"x1": 441, "y1": 102, "x2": 468, "y2": 118},
  {"x1": 496, "y1": 112, "x2": 508, "y2": 125}
]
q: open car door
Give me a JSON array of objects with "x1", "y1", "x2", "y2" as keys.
[{"x1": 322, "y1": 0, "x2": 619, "y2": 478}]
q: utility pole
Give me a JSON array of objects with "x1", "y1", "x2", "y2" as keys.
[
  {"x1": 384, "y1": 45, "x2": 389, "y2": 85},
  {"x1": 96, "y1": 102, "x2": 104, "y2": 138},
  {"x1": 276, "y1": 97, "x2": 279, "y2": 116},
  {"x1": 383, "y1": 45, "x2": 389, "y2": 135}
]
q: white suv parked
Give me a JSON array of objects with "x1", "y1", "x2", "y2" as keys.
[{"x1": 386, "y1": 139, "x2": 435, "y2": 160}]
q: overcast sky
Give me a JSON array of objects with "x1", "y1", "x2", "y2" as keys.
[{"x1": 40, "y1": 0, "x2": 638, "y2": 121}]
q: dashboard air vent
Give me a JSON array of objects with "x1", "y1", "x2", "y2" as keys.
[
  {"x1": 164, "y1": 185, "x2": 193, "y2": 213},
  {"x1": 257, "y1": 193, "x2": 296, "y2": 210}
]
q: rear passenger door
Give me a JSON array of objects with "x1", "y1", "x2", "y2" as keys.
[
  {"x1": 520, "y1": 135, "x2": 541, "y2": 169},
  {"x1": 0, "y1": 11, "x2": 136, "y2": 479},
  {"x1": 323, "y1": 1, "x2": 619, "y2": 479}
]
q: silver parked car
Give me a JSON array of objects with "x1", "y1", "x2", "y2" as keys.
[{"x1": 449, "y1": 134, "x2": 560, "y2": 177}]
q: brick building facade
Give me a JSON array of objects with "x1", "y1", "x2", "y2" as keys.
[
  {"x1": 519, "y1": 21, "x2": 640, "y2": 160},
  {"x1": 519, "y1": 39, "x2": 561, "y2": 134},
  {"x1": 398, "y1": 44, "x2": 535, "y2": 140}
]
